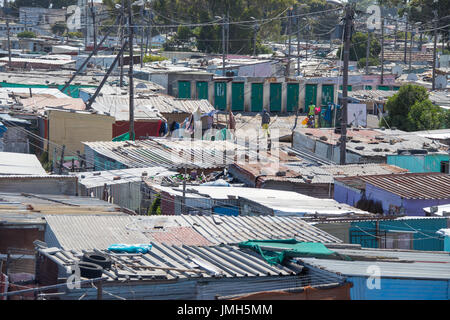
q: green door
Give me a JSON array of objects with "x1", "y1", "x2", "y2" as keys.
[
  {"x1": 339, "y1": 85, "x2": 353, "y2": 91},
  {"x1": 178, "y1": 81, "x2": 191, "y2": 98},
  {"x1": 214, "y1": 82, "x2": 227, "y2": 110},
  {"x1": 286, "y1": 83, "x2": 299, "y2": 112},
  {"x1": 305, "y1": 84, "x2": 318, "y2": 107},
  {"x1": 231, "y1": 82, "x2": 245, "y2": 111},
  {"x1": 269, "y1": 83, "x2": 282, "y2": 112},
  {"x1": 321, "y1": 84, "x2": 334, "y2": 105},
  {"x1": 196, "y1": 81, "x2": 208, "y2": 100},
  {"x1": 251, "y1": 83, "x2": 263, "y2": 112}
]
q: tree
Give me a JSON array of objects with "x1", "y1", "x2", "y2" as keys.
[
  {"x1": 337, "y1": 32, "x2": 381, "y2": 62},
  {"x1": 149, "y1": 194, "x2": 161, "y2": 215},
  {"x1": 17, "y1": 31, "x2": 36, "y2": 38},
  {"x1": 406, "y1": 99, "x2": 448, "y2": 131},
  {"x1": 51, "y1": 22, "x2": 67, "y2": 36},
  {"x1": 381, "y1": 84, "x2": 449, "y2": 131}
]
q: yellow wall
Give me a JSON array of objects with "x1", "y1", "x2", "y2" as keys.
[{"x1": 48, "y1": 110, "x2": 115, "y2": 161}]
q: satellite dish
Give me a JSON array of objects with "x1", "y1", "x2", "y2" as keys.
[
  {"x1": 392, "y1": 66, "x2": 403, "y2": 77},
  {"x1": 435, "y1": 75, "x2": 448, "y2": 89},
  {"x1": 406, "y1": 73, "x2": 418, "y2": 81}
]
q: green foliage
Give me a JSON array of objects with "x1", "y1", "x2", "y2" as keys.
[
  {"x1": 51, "y1": 22, "x2": 66, "y2": 36},
  {"x1": 39, "y1": 151, "x2": 52, "y2": 172},
  {"x1": 142, "y1": 54, "x2": 168, "y2": 63},
  {"x1": 337, "y1": 32, "x2": 381, "y2": 62},
  {"x1": 66, "y1": 31, "x2": 83, "y2": 39},
  {"x1": 149, "y1": 194, "x2": 162, "y2": 215},
  {"x1": 357, "y1": 57, "x2": 380, "y2": 68},
  {"x1": 103, "y1": 0, "x2": 339, "y2": 55},
  {"x1": 407, "y1": 99, "x2": 448, "y2": 131},
  {"x1": 17, "y1": 31, "x2": 36, "y2": 38},
  {"x1": 381, "y1": 84, "x2": 449, "y2": 131}
]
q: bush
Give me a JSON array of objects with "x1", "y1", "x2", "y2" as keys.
[
  {"x1": 17, "y1": 31, "x2": 36, "y2": 38},
  {"x1": 143, "y1": 54, "x2": 168, "y2": 63},
  {"x1": 66, "y1": 31, "x2": 83, "y2": 39},
  {"x1": 357, "y1": 57, "x2": 380, "y2": 68},
  {"x1": 149, "y1": 194, "x2": 161, "y2": 215}
]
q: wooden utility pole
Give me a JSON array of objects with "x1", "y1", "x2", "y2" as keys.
[
  {"x1": 366, "y1": 29, "x2": 371, "y2": 75},
  {"x1": 296, "y1": 10, "x2": 300, "y2": 76},
  {"x1": 6, "y1": 18, "x2": 11, "y2": 68},
  {"x1": 119, "y1": 0, "x2": 125, "y2": 87},
  {"x1": 432, "y1": 7, "x2": 438, "y2": 90},
  {"x1": 222, "y1": 15, "x2": 226, "y2": 76},
  {"x1": 128, "y1": 0, "x2": 135, "y2": 140},
  {"x1": 286, "y1": 7, "x2": 293, "y2": 77},
  {"x1": 381, "y1": 17, "x2": 385, "y2": 84},
  {"x1": 140, "y1": 5, "x2": 144, "y2": 68},
  {"x1": 340, "y1": 4, "x2": 354, "y2": 165},
  {"x1": 91, "y1": 0, "x2": 97, "y2": 51},
  {"x1": 58, "y1": 145, "x2": 65, "y2": 174},
  {"x1": 404, "y1": 15, "x2": 408, "y2": 64}
]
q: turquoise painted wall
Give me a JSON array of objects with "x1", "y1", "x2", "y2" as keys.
[
  {"x1": 387, "y1": 154, "x2": 450, "y2": 173},
  {"x1": 93, "y1": 152, "x2": 127, "y2": 171},
  {"x1": 350, "y1": 218, "x2": 448, "y2": 251}
]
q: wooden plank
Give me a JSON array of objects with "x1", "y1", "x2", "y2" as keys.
[{"x1": 124, "y1": 264, "x2": 207, "y2": 274}]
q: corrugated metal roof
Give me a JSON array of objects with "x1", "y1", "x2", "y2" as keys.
[
  {"x1": 0, "y1": 152, "x2": 47, "y2": 175},
  {"x1": 250, "y1": 163, "x2": 408, "y2": 185},
  {"x1": 83, "y1": 139, "x2": 255, "y2": 170},
  {"x1": 75, "y1": 167, "x2": 176, "y2": 189},
  {"x1": 156, "y1": 185, "x2": 372, "y2": 217},
  {"x1": 359, "y1": 173, "x2": 450, "y2": 200},
  {"x1": 299, "y1": 248, "x2": 450, "y2": 280},
  {"x1": 294, "y1": 128, "x2": 449, "y2": 157},
  {"x1": 178, "y1": 215, "x2": 343, "y2": 244},
  {"x1": 37, "y1": 243, "x2": 300, "y2": 281},
  {"x1": 43, "y1": 214, "x2": 342, "y2": 250},
  {"x1": 0, "y1": 192, "x2": 124, "y2": 224},
  {"x1": 91, "y1": 94, "x2": 214, "y2": 120},
  {"x1": 45, "y1": 215, "x2": 147, "y2": 250},
  {"x1": 90, "y1": 96, "x2": 165, "y2": 121},
  {"x1": 0, "y1": 57, "x2": 75, "y2": 65}
]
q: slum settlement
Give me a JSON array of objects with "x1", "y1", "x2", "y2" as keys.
[{"x1": 0, "y1": 0, "x2": 450, "y2": 301}]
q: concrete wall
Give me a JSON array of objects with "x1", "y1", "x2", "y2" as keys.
[
  {"x1": 0, "y1": 177, "x2": 78, "y2": 195},
  {"x1": 48, "y1": 110, "x2": 115, "y2": 161}
]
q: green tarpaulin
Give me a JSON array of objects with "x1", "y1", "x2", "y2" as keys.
[
  {"x1": 112, "y1": 131, "x2": 135, "y2": 141},
  {"x1": 238, "y1": 239, "x2": 349, "y2": 266}
]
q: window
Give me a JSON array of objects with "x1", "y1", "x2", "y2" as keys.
[{"x1": 380, "y1": 232, "x2": 414, "y2": 250}]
